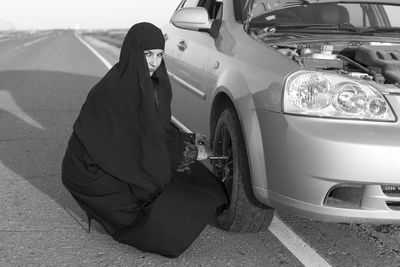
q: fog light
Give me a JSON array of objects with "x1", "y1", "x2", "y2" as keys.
[{"x1": 324, "y1": 184, "x2": 364, "y2": 208}]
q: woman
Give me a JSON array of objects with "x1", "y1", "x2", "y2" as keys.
[{"x1": 62, "y1": 22, "x2": 226, "y2": 258}]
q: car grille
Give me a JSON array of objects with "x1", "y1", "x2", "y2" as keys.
[
  {"x1": 381, "y1": 185, "x2": 400, "y2": 197},
  {"x1": 386, "y1": 201, "x2": 400, "y2": 211}
]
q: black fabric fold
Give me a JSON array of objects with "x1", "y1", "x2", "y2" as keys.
[{"x1": 72, "y1": 23, "x2": 172, "y2": 194}]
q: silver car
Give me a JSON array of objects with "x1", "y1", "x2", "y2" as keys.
[{"x1": 163, "y1": 0, "x2": 400, "y2": 232}]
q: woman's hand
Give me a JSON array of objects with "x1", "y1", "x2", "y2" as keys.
[
  {"x1": 194, "y1": 134, "x2": 213, "y2": 160},
  {"x1": 196, "y1": 144, "x2": 214, "y2": 161}
]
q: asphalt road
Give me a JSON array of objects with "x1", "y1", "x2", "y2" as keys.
[{"x1": 0, "y1": 30, "x2": 399, "y2": 266}]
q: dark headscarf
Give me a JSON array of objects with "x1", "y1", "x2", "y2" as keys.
[{"x1": 73, "y1": 22, "x2": 172, "y2": 194}]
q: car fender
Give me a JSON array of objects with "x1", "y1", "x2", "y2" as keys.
[{"x1": 211, "y1": 69, "x2": 272, "y2": 205}]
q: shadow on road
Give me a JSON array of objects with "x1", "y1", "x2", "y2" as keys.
[{"x1": 0, "y1": 69, "x2": 101, "y2": 229}]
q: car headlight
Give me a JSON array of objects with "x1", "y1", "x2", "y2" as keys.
[{"x1": 283, "y1": 71, "x2": 396, "y2": 121}]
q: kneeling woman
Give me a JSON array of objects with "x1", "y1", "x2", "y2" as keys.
[{"x1": 62, "y1": 23, "x2": 226, "y2": 258}]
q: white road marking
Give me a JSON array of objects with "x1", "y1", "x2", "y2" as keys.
[
  {"x1": 171, "y1": 116, "x2": 193, "y2": 133},
  {"x1": 0, "y1": 37, "x2": 11, "y2": 43},
  {"x1": 74, "y1": 33, "x2": 113, "y2": 69},
  {"x1": 15, "y1": 36, "x2": 49, "y2": 50},
  {"x1": 75, "y1": 33, "x2": 332, "y2": 267},
  {"x1": 23, "y1": 36, "x2": 47, "y2": 47},
  {"x1": 0, "y1": 90, "x2": 45, "y2": 130},
  {"x1": 269, "y1": 216, "x2": 331, "y2": 267}
]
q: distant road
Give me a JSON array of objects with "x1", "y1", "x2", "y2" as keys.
[{"x1": 0, "y1": 30, "x2": 399, "y2": 266}]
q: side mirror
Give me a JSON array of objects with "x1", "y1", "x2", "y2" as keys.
[{"x1": 171, "y1": 7, "x2": 221, "y2": 38}]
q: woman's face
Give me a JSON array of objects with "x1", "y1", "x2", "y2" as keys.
[{"x1": 144, "y1": 49, "x2": 164, "y2": 76}]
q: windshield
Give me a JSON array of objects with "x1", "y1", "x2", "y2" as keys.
[{"x1": 246, "y1": 1, "x2": 400, "y2": 33}]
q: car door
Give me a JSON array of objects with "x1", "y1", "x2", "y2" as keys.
[{"x1": 165, "y1": 0, "x2": 223, "y2": 135}]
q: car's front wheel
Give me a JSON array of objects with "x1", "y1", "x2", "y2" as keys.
[{"x1": 213, "y1": 107, "x2": 274, "y2": 232}]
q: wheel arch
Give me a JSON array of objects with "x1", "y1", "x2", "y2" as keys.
[
  {"x1": 210, "y1": 87, "x2": 272, "y2": 207},
  {"x1": 210, "y1": 91, "x2": 234, "y2": 145}
]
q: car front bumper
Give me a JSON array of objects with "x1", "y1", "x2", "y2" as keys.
[{"x1": 255, "y1": 94, "x2": 400, "y2": 224}]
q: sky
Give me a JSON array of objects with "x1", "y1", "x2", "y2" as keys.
[{"x1": 1, "y1": 0, "x2": 182, "y2": 30}]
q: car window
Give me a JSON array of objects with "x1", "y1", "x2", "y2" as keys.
[
  {"x1": 344, "y1": 4, "x2": 371, "y2": 27},
  {"x1": 384, "y1": 6, "x2": 400, "y2": 27},
  {"x1": 247, "y1": 2, "x2": 400, "y2": 28},
  {"x1": 181, "y1": 0, "x2": 200, "y2": 8},
  {"x1": 198, "y1": 0, "x2": 223, "y2": 19},
  {"x1": 235, "y1": 0, "x2": 247, "y2": 22}
]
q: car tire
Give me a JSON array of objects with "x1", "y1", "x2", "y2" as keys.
[{"x1": 213, "y1": 107, "x2": 274, "y2": 232}]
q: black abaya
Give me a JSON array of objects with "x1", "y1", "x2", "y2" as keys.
[{"x1": 61, "y1": 22, "x2": 226, "y2": 258}]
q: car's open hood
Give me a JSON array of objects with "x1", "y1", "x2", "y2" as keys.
[{"x1": 246, "y1": 0, "x2": 400, "y2": 14}]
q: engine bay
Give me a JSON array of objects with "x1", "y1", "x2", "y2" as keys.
[{"x1": 273, "y1": 41, "x2": 400, "y2": 87}]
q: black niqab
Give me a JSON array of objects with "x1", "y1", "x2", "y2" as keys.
[{"x1": 73, "y1": 23, "x2": 172, "y2": 194}]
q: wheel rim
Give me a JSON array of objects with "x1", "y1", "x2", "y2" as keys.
[{"x1": 213, "y1": 125, "x2": 234, "y2": 200}]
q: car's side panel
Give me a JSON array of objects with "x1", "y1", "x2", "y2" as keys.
[
  {"x1": 205, "y1": 19, "x2": 299, "y2": 205},
  {"x1": 164, "y1": 25, "x2": 210, "y2": 134}
]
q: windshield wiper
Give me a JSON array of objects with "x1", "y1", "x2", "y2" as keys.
[
  {"x1": 264, "y1": 22, "x2": 362, "y2": 33},
  {"x1": 361, "y1": 27, "x2": 400, "y2": 34},
  {"x1": 281, "y1": 0, "x2": 310, "y2": 8}
]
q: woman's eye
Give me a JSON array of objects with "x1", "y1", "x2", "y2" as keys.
[{"x1": 158, "y1": 53, "x2": 164, "y2": 57}]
